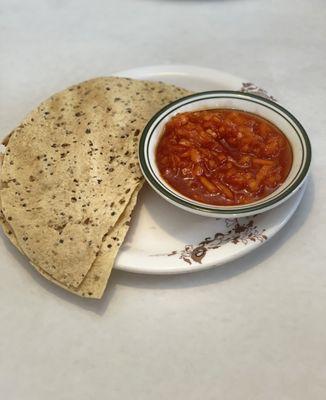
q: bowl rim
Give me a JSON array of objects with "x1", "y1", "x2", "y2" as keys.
[{"x1": 139, "y1": 90, "x2": 311, "y2": 215}]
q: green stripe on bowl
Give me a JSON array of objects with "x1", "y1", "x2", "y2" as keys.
[{"x1": 139, "y1": 91, "x2": 311, "y2": 215}]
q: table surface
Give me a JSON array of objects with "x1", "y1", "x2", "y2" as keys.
[{"x1": 1, "y1": 1, "x2": 325, "y2": 399}]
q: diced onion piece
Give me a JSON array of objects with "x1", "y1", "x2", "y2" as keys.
[
  {"x1": 239, "y1": 155, "x2": 251, "y2": 165},
  {"x1": 206, "y1": 129, "x2": 217, "y2": 138},
  {"x1": 190, "y1": 149, "x2": 201, "y2": 163},
  {"x1": 200, "y1": 176, "x2": 216, "y2": 193},
  {"x1": 193, "y1": 164, "x2": 203, "y2": 176},
  {"x1": 248, "y1": 180, "x2": 259, "y2": 192},
  {"x1": 179, "y1": 139, "x2": 192, "y2": 147},
  {"x1": 215, "y1": 181, "x2": 234, "y2": 200},
  {"x1": 208, "y1": 159, "x2": 216, "y2": 169},
  {"x1": 180, "y1": 151, "x2": 191, "y2": 158},
  {"x1": 255, "y1": 166, "x2": 271, "y2": 185}
]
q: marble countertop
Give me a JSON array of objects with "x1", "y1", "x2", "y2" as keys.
[{"x1": 1, "y1": 1, "x2": 325, "y2": 399}]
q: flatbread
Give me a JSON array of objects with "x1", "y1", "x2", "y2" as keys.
[
  {"x1": 0, "y1": 183, "x2": 141, "y2": 298},
  {"x1": 0, "y1": 77, "x2": 191, "y2": 297}
]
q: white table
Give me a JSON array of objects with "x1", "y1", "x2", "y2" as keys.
[{"x1": 1, "y1": 1, "x2": 325, "y2": 399}]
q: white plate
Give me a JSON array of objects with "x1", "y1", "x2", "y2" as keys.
[{"x1": 113, "y1": 65, "x2": 306, "y2": 274}]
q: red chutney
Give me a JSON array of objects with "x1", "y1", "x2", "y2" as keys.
[{"x1": 156, "y1": 109, "x2": 293, "y2": 206}]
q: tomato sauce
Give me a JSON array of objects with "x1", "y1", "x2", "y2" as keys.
[{"x1": 156, "y1": 109, "x2": 293, "y2": 206}]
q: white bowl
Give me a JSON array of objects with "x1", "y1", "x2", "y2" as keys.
[{"x1": 139, "y1": 91, "x2": 311, "y2": 218}]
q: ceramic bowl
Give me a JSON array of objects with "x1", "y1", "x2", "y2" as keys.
[{"x1": 139, "y1": 91, "x2": 311, "y2": 218}]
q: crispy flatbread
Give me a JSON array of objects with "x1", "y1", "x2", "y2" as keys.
[
  {"x1": 0, "y1": 183, "x2": 141, "y2": 298},
  {"x1": 0, "y1": 77, "x2": 190, "y2": 297}
]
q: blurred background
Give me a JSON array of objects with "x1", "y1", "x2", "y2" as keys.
[{"x1": 1, "y1": 0, "x2": 325, "y2": 134}]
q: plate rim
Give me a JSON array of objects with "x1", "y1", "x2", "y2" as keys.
[
  {"x1": 113, "y1": 64, "x2": 307, "y2": 274},
  {"x1": 115, "y1": 63, "x2": 246, "y2": 87},
  {"x1": 115, "y1": 185, "x2": 306, "y2": 274}
]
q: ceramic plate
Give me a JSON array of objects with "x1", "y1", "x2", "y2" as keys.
[{"x1": 113, "y1": 65, "x2": 306, "y2": 274}]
